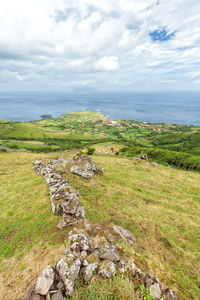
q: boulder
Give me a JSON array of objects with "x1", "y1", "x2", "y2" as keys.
[
  {"x1": 99, "y1": 260, "x2": 116, "y2": 279},
  {"x1": 71, "y1": 165, "x2": 94, "y2": 179},
  {"x1": 69, "y1": 154, "x2": 103, "y2": 179},
  {"x1": 56, "y1": 256, "x2": 81, "y2": 297},
  {"x1": 35, "y1": 266, "x2": 54, "y2": 295}
]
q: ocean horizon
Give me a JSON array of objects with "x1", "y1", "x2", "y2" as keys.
[{"x1": 0, "y1": 91, "x2": 199, "y2": 126}]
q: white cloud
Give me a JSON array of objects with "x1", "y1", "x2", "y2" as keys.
[
  {"x1": 185, "y1": 71, "x2": 200, "y2": 81},
  {"x1": 96, "y1": 56, "x2": 120, "y2": 71},
  {"x1": 0, "y1": 0, "x2": 199, "y2": 90}
]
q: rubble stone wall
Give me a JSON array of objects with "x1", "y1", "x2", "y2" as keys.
[{"x1": 18, "y1": 155, "x2": 179, "y2": 300}]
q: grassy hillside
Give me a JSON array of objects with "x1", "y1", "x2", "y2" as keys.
[
  {"x1": 0, "y1": 111, "x2": 200, "y2": 171},
  {"x1": 0, "y1": 150, "x2": 199, "y2": 299}
]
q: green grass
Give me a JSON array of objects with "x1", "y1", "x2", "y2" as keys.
[
  {"x1": 0, "y1": 112, "x2": 200, "y2": 299},
  {"x1": 68, "y1": 277, "x2": 137, "y2": 300},
  {"x1": 0, "y1": 152, "x2": 64, "y2": 264},
  {"x1": 1, "y1": 151, "x2": 200, "y2": 299},
  {"x1": 0, "y1": 111, "x2": 200, "y2": 172},
  {"x1": 67, "y1": 153, "x2": 200, "y2": 299}
]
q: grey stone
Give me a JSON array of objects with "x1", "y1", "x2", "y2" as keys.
[
  {"x1": 81, "y1": 251, "x2": 88, "y2": 260},
  {"x1": 99, "y1": 260, "x2": 116, "y2": 279},
  {"x1": 117, "y1": 261, "x2": 136, "y2": 278},
  {"x1": 56, "y1": 256, "x2": 81, "y2": 297},
  {"x1": 83, "y1": 262, "x2": 98, "y2": 282},
  {"x1": 145, "y1": 274, "x2": 155, "y2": 287},
  {"x1": 69, "y1": 154, "x2": 103, "y2": 179},
  {"x1": 56, "y1": 281, "x2": 64, "y2": 290},
  {"x1": 151, "y1": 162, "x2": 158, "y2": 167},
  {"x1": 149, "y1": 282, "x2": 163, "y2": 300},
  {"x1": 71, "y1": 165, "x2": 94, "y2": 179},
  {"x1": 57, "y1": 215, "x2": 78, "y2": 230},
  {"x1": 83, "y1": 219, "x2": 93, "y2": 232},
  {"x1": 51, "y1": 290, "x2": 64, "y2": 300},
  {"x1": 67, "y1": 232, "x2": 91, "y2": 255},
  {"x1": 35, "y1": 266, "x2": 54, "y2": 295},
  {"x1": 138, "y1": 153, "x2": 148, "y2": 161},
  {"x1": 113, "y1": 225, "x2": 136, "y2": 244},
  {"x1": 98, "y1": 244, "x2": 120, "y2": 263}
]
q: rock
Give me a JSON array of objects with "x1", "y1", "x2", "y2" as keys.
[
  {"x1": 98, "y1": 243, "x2": 120, "y2": 263},
  {"x1": 151, "y1": 162, "x2": 158, "y2": 167},
  {"x1": 99, "y1": 260, "x2": 116, "y2": 279},
  {"x1": 145, "y1": 274, "x2": 155, "y2": 287},
  {"x1": 93, "y1": 234, "x2": 108, "y2": 249},
  {"x1": 35, "y1": 266, "x2": 54, "y2": 295},
  {"x1": 51, "y1": 191, "x2": 84, "y2": 218},
  {"x1": 71, "y1": 165, "x2": 94, "y2": 179},
  {"x1": 83, "y1": 219, "x2": 93, "y2": 233},
  {"x1": 164, "y1": 289, "x2": 179, "y2": 300},
  {"x1": 56, "y1": 281, "x2": 64, "y2": 290},
  {"x1": 0, "y1": 146, "x2": 13, "y2": 152},
  {"x1": 56, "y1": 256, "x2": 81, "y2": 297},
  {"x1": 81, "y1": 251, "x2": 88, "y2": 260},
  {"x1": 113, "y1": 225, "x2": 136, "y2": 244},
  {"x1": 67, "y1": 231, "x2": 91, "y2": 255},
  {"x1": 51, "y1": 290, "x2": 65, "y2": 300},
  {"x1": 69, "y1": 154, "x2": 103, "y2": 179},
  {"x1": 138, "y1": 153, "x2": 148, "y2": 161},
  {"x1": 149, "y1": 282, "x2": 163, "y2": 300},
  {"x1": 57, "y1": 215, "x2": 78, "y2": 230},
  {"x1": 83, "y1": 262, "x2": 98, "y2": 282},
  {"x1": 117, "y1": 261, "x2": 136, "y2": 278},
  {"x1": 29, "y1": 157, "x2": 177, "y2": 300},
  {"x1": 74, "y1": 205, "x2": 85, "y2": 219}
]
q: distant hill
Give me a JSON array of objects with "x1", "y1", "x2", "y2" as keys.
[{"x1": 0, "y1": 111, "x2": 200, "y2": 171}]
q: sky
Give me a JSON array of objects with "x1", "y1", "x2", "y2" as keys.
[{"x1": 0, "y1": 0, "x2": 200, "y2": 92}]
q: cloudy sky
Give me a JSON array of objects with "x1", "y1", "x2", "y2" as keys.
[{"x1": 0, "y1": 0, "x2": 200, "y2": 92}]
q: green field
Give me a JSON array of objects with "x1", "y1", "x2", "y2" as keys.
[
  {"x1": 0, "y1": 111, "x2": 200, "y2": 171},
  {"x1": 0, "y1": 112, "x2": 200, "y2": 299}
]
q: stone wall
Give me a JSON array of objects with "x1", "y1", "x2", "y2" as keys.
[{"x1": 18, "y1": 155, "x2": 179, "y2": 300}]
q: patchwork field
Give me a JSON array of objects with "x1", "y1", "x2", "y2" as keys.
[{"x1": 1, "y1": 111, "x2": 200, "y2": 172}]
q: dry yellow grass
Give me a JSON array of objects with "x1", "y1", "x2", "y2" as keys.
[{"x1": 0, "y1": 244, "x2": 64, "y2": 300}]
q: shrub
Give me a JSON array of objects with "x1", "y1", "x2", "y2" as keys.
[{"x1": 86, "y1": 147, "x2": 95, "y2": 155}]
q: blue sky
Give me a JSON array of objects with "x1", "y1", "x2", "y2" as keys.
[{"x1": 0, "y1": 0, "x2": 200, "y2": 92}]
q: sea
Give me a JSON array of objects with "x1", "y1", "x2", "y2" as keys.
[{"x1": 0, "y1": 91, "x2": 199, "y2": 126}]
